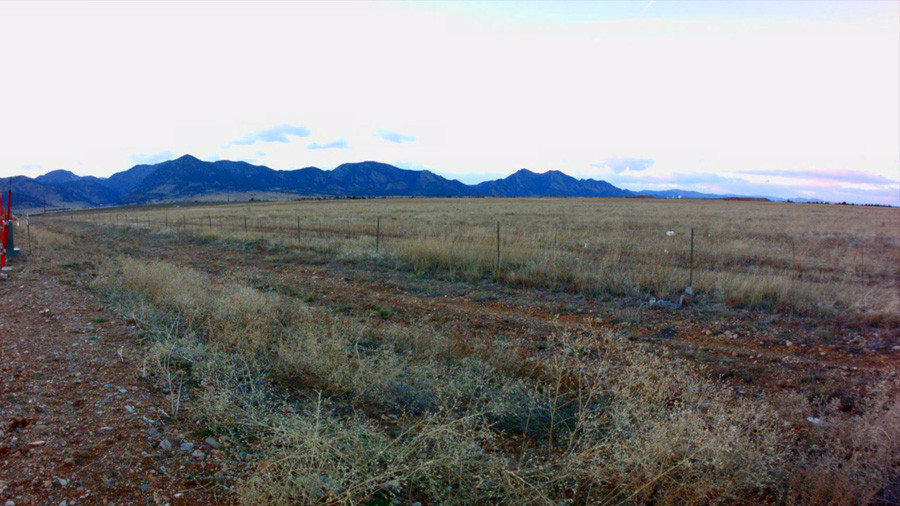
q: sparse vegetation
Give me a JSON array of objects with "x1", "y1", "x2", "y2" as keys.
[
  {"x1": 67, "y1": 198, "x2": 899, "y2": 322},
  {"x1": 29, "y1": 199, "x2": 900, "y2": 504}
]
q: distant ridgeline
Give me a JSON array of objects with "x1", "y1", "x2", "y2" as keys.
[{"x1": 6, "y1": 154, "x2": 796, "y2": 211}]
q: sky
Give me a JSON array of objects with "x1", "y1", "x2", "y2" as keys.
[{"x1": 0, "y1": 0, "x2": 898, "y2": 205}]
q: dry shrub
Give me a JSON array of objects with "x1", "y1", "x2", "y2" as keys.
[
  {"x1": 30, "y1": 225, "x2": 71, "y2": 250},
  {"x1": 595, "y1": 392, "x2": 786, "y2": 504},
  {"x1": 273, "y1": 311, "x2": 504, "y2": 414},
  {"x1": 209, "y1": 285, "x2": 293, "y2": 354},
  {"x1": 713, "y1": 271, "x2": 840, "y2": 315},
  {"x1": 102, "y1": 256, "x2": 504, "y2": 416},
  {"x1": 103, "y1": 256, "x2": 212, "y2": 324},
  {"x1": 239, "y1": 405, "x2": 527, "y2": 505},
  {"x1": 785, "y1": 380, "x2": 900, "y2": 505},
  {"x1": 193, "y1": 353, "x2": 275, "y2": 433},
  {"x1": 93, "y1": 254, "x2": 898, "y2": 505},
  {"x1": 391, "y1": 237, "x2": 496, "y2": 276},
  {"x1": 526, "y1": 337, "x2": 788, "y2": 505}
]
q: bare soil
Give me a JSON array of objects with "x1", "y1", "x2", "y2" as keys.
[
  {"x1": 0, "y1": 255, "x2": 232, "y2": 505},
  {"x1": 3, "y1": 221, "x2": 898, "y2": 504}
]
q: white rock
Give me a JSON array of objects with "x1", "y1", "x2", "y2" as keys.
[{"x1": 807, "y1": 417, "x2": 823, "y2": 425}]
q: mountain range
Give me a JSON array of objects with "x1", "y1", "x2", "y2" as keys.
[{"x1": 4, "y1": 154, "x2": 797, "y2": 212}]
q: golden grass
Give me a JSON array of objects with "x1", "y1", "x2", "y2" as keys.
[
  {"x1": 67, "y1": 198, "x2": 900, "y2": 321},
  {"x1": 85, "y1": 255, "x2": 900, "y2": 504},
  {"x1": 28, "y1": 198, "x2": 900, "y2": 503}
]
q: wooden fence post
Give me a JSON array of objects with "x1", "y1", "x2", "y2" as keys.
[
  {"x1": 376, "y1": 216, "x2": 381, "y2": 253},
  {"x1": 496, "y1": 221, "x2": 501, "y2": 274},
  {"x1": 689, "y1": 226, "x2": 694, "y2": 288}
]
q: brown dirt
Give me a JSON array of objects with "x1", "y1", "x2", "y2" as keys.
[
  {"x1": 265, "y1": 260, "x2": 899, "y2": 401},
  {"x1": 143, "y1": 230, "x2": 898, "y2": 405},
  {"x1": 4, "y1": 221, "x2": 898, "y2": 504},
  {"x1": 0, "y1": 255, "x2": 232, "y2": 505}
]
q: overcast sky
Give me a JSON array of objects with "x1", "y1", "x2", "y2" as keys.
[{"x1": 1, "y1": 0, "x2": 898, "y2": 204}]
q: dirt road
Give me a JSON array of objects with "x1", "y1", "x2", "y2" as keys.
[{"x1": 0, "y1": 256, "x2": 230, "y2": 505}]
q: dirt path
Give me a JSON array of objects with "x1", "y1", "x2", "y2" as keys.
[
  {"x1": 255, "y1": 259, "x2": 899, "y2": 395},
  {"x1": 0, "y1": 256, "x2": 231, "y2": 505}
]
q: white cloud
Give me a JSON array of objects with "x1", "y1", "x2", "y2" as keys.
[
  {"x1": 225, "y1": 125, "x2": 311, "y2": 147},
  {"x1": 0, "y1": 1, "x2": 895, "y2": 203},
  {"x1": 377, "y1": 130, "x2": 416, "y2": 144},
  {"x1": 594, "y1": 157, "x2": 654, "y2": 174},
  {"x1": 307, "y1": 138, "x2": 349, "y2": 150}
]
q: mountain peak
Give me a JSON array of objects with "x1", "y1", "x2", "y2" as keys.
[
  {"x1": 475, "y1": 168, "x2": 628, "y2": 197},
  {"x1": 335, "y1": 161, "x2": 400, "y2": 171},
  {"x1": 172, "y1": 154, "x2": 201, "y2": 163},
  {"x1": 10, "y1": 157, "x2": 642, "y2": 210},
  {"x1": 35, "y1": 169, "x2": 81, "y2": 184}
]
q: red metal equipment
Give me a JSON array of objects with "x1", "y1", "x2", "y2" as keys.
[
  {"x1": 1, "y1": 189, "x2": 12, "y2": 268},
  {"x1": 1, "y1": 191, "x2": 6, "y2": 268}
]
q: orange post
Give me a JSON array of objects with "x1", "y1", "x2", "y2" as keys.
[
  {"x1": 1, "y1": 189, "x2": 10, "y2": 267},
  {"x1": 0, "y1": 192, "x2": 5, "y2": 268},
  {"x1": 0, "y1": 225, "x2": 6, "y2": 268}
]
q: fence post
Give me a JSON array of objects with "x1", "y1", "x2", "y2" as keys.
[
  {"x1": 26, "y1": 214, "x2": 30, "y2": 252},
  {"x1": 376, "y1": 216, "x2": 381, "y2": 253},
  {"x1": 165, "y1": 215, "x2": 168, "y2": 228},
  {"x1": 244, "y1": 216, "x2": 248, "y2": 234},
  {"x1": 297, "y1": 216, "x2": 301, "y2": 242},
  {"x1": 496, "y1": 221, "x2": 501, "y2": 274},
  {"x1": 689, "y1": 226, "x2": 694, "y2": 288},
  {"x1": 208, "y1": 215, "x2": 212, "y2": 231}
]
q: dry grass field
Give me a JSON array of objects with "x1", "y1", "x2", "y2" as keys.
[
  {"x1": 69, "y1": 197, "x2": 899, "y2": 319},
  {"x1": 26, "y1": 197, "x2": 900, "y2": 504}
]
